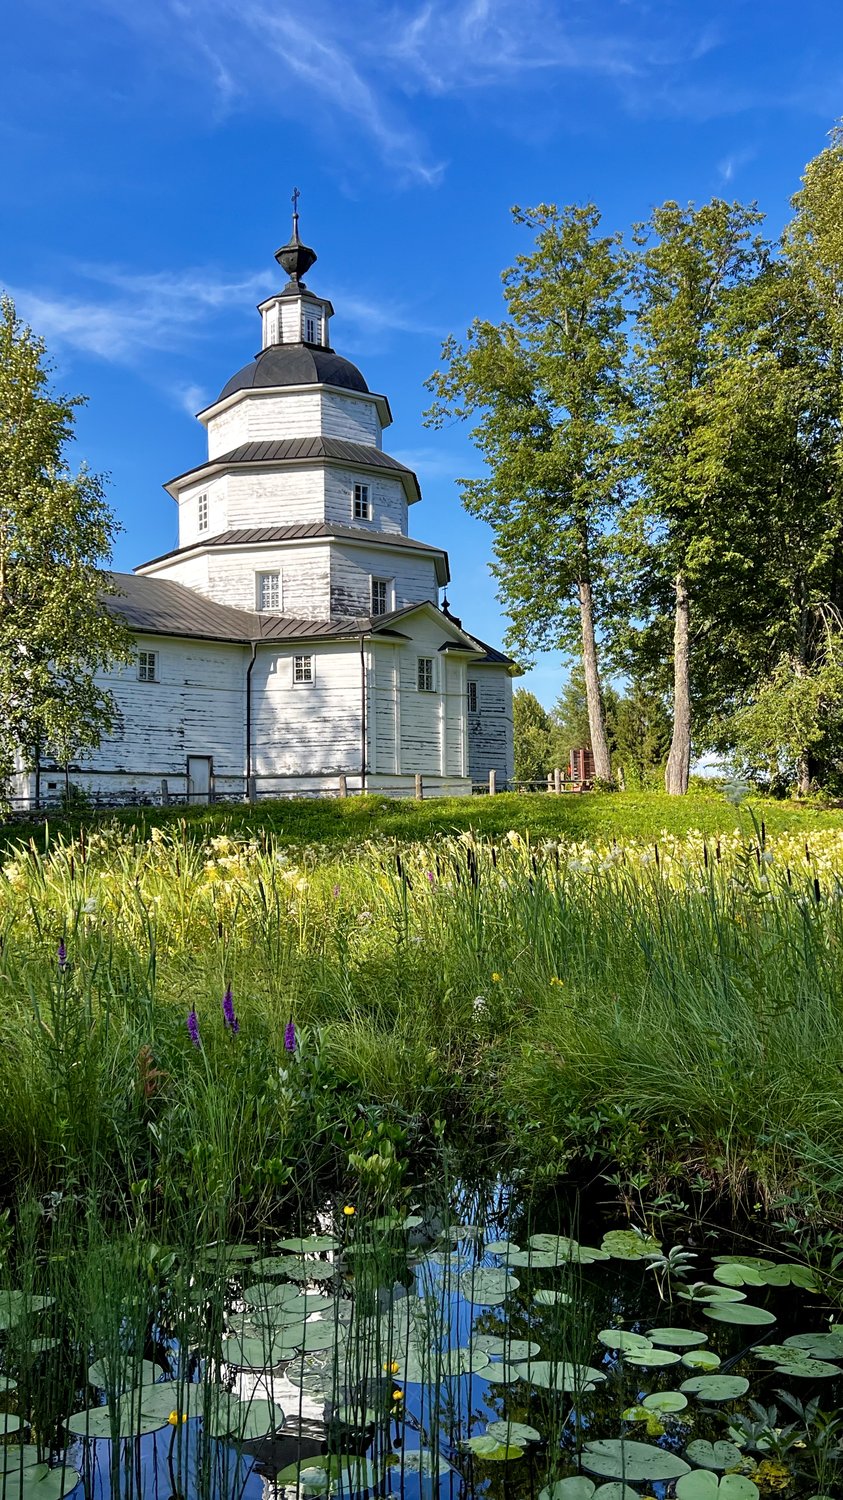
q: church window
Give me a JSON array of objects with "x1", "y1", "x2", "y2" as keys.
[
  {"x1": 371, "y1": 578, "x2": 389, "y2": 616},
  {"x1": 304, "y1": 310, "x2": 321, "y2": 344},
  {"x1": 137, "y1": 650, "x2": 158, "y2": 683},
  {"x1": 353, "y1": 483, "x2": 371, "y2": 520},
  {"x1": 417, "y1": 657, "x2": 435, "y2": 693},
  {"x1": 197, "y1": 493, "x2": 209, "y2": 532},
  {"x1": 257, "y1": 571, "x2": 281, "y2": 611},
  {"x1": 467, "y1": 680, "x2": 479, "y2": 714},
  {"x1": 293, "y1": 654, "x2": 313, "y2": 684}
]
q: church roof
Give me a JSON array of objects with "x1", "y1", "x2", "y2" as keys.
[
  {"x1": 137, "y1": 521, "x2": 448, "y2": 583},
  {"x1": 217, "y1": 344, "x2": 369, "y2": 402},
  {"x1": 165, "y1": 437, "x2": 420, "y2": 501},
  {"x1": 105, "y1": 573, "x2": 511, "y2": 663}
]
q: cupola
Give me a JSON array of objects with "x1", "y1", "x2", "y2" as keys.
[{"x1": 258, "y1": 191, "x2": 334, "y2": 352}]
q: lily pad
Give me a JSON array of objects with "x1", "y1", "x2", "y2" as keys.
[
  {"x1": 533, "y1": 1289, "x2": 572, "y2": 1306},
  {"x1": 752, "y1": 1345, "x2": 840, "y2": 1379},
  {"x1": 473, "y1": 1335, "x2": 540, "y2": 1360},
  {"x1": 713, "y1": 1264, "x2": 765, "y2": 1288},
  {"x1": 680, "y1": 1284, "x2": 747, "y2": 1304},
  {"x1": 784, "y1": 1331, "x2": 843, "y2": 1358},
  {"x1": 600, "y1": 1231, "x2": 662, "y2": 1261},
  {"x1": 206, "y1": 1395, "x2": 285, "y2": 1441},
  {"x1": 87, "y1": 1358, "x2": 160, "y2": 1392},
  {"x1": 598, "y1": 1330, "x2": 652, "y2": 1353},
  {"x1": 623, "y1": 1347, "x2": 681, "y2": 1367},
  {"x1": 685, "y1": 1440, "x2": 746, "y2": 1471},
  {"x1": 675, "y1": 1475, "x2": 759, "y2": 1499},
  {"x1": 275, "y1": 1236, "x2": 339, "y2": 1254},
  {"x1": 679, "y1": 1375, "x2": 750, "y2": 1401},
  {"x1": 646, "y1": 1327, "x2": 708, "y2": 1348},
  {"x1": 486, "y1": 1419, "x2": 541, "y2": 1443},
  {"x1": 538, "y1": 1482, "x2": 597, "y2": 1500},
  {"x1": 703, "y1": 1303, "x2": 775, "y2": 1327},
  {"x1": 517, "y1": 1360, "x2": 605, "y2": 1392},
  {"x1": 2, "y1": 1466, "x2": 82, "y2": 1500},
  {"x1": 581, "y1": 1438, "x2": 690, "y2": 1482},
  {"x1": 463, "y1": 1434, "x2": 524, "y2": 1460},
  {"x1": 459, "y1": 1268, "x2": 518, "y2": 1305},
  {"x1": 683, "y1": 1349, "x2": 722, "y2": 1370},
  {"x1": 0, "y1": 1448, "x2": 42, "y2": 1476},
  {"x1": 0, "y1": 1413, "x2": 22, "y2": 1436},
  {"x1": 641, "y1": 1390, "x2": 688, "y2": 1413},
  {"x1": 481, "y1": 1362, "x2": 518, "y2": 1383}
]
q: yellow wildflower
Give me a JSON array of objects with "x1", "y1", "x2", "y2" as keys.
[
  {"x1": 343, "y1": 1204, "x2": 356, "y2": 1217},
  {"x1": 491, "y1": 972, "x2": 502, "y2": 983},
  {"x1": 168, "y1": 1410, "x2": 188, "y2": 1426}
]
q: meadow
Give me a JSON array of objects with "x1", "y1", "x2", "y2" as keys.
[{"x1": 2, "y1": 791, "x2": 843, "y2": 1223}]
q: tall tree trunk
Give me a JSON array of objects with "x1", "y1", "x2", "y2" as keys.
[
  {"x1": 577, "y1": 575, "x2": 612, "y2": 781},
  {"x1": 665, "y1": 573, "x2": 691, "y2": 795}
]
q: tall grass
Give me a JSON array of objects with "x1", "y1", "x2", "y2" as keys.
[{"x1": 2, "y1": 820, "x2": 843, "y2": 1217}]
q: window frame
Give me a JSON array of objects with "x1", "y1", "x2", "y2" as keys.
[
  {"x1": 467, "y1": 679, "x2": 479, "y2": 714},
  {"x1": 197, "y1": 492, "x2": 209, "y2": 533},
  {"x1": 256, "y1": 570, "x2": 282, "y2": 612},
  {"x1": 417, "y1": 656, "x2": 435, "y2": 693},
  {"x1": 137, "y1": 650, "x2": 158, "y2": 684},
  {"x1": 353, "y1": 482, "x2": 371, "y2": 521},
  {"x1": 304, "y1": 310, "x2": 320, "y2": 344},
  {"x1": 370, "y1": 577, "x2": 390, "y2": 617},
  {"x1": 293, "y1": 654, "x2": 314, "y2": 686}
]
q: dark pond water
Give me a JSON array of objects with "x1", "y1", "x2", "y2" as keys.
[{"x1": 1, "y1": 1184, "x2": 840, "y2": 1500}]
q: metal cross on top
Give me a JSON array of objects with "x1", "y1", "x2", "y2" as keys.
[{"x1": 291, "y1": 186, "x2": 301, "y2": 226}]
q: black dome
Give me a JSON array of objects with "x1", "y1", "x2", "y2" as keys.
[{"x1": 218, "y1": 344, "x2": 369, "y2": 402}]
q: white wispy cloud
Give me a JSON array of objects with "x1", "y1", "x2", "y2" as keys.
[
  {"x1": 80, "y1": 0, "x2": 731, "y2": 185},
  {"x1": 5, "y1": 264, "x2": 274, "y2": 363},
  {"x1": 717, "y1": 145, "x2": 757, "y2": 184}
]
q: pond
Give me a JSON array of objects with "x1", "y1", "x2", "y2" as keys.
[{"x1": 1, "y1": 1182, "x2": 840, "y2": 1500}]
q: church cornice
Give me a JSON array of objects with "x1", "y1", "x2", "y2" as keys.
[
  {"x1": 135, "y1": 522, "x2": 450, "y2": 586},
  {"x1": 164, "y1": 437, "x2": 421, "y2": 503},
  {"x1": 196, "y1": 380, "x2": 392, "y2": 431}
]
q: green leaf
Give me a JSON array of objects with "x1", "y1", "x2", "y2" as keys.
[
  {"x1": 679, "y1": 1375, "x2": 750, "y2": 1401},
  {"x1": 388, "y1": 1450, "x2": 454, "y2": 1477},
  {"x1": 600, "y1": 1231, "x2": 662, "y2": 1261},
  {"x1": 463, "y1": 1434, "x2": 524, "y2": 1460},
  {"x1": 515, "y1": 1360, "x2": 605, "y2": 1392},
  {"x1": 538, "y1": 1482, "x2": 596, "y2": 1500},
  {"x1": 486, "y1": 1419, "x2": 541, "y2": 1444},
  {"x1": 646, "y1": 1327, "x2": 708, "y2": 1348},
  {"x1": 623, "y1": 1347, "x2": 681, "y2": 1367},
  {"x1": 581, "y1": 1438, "x2": 691, "y2": 1482},
  {"x1": 458, "y1": 1268, "x2": 519, "y2": 1304},
  {"x1": 598, "y1": 1330, "x2": 652, "y2": 1353},
  {"x1": 703, "y1": 1303, "x2": 775, "y2": 1327},
  {"x1": 472, "y1": 1335, "x2": 540, "y2": 1360},
  {"x1": 684, "y1": 1440, "x2": 746, "y2": 1471},
  {"x1": 3, "y1": 1466, "x2": 82, "y2": 1500},
  {"x1": 682, "y1": 1349, "x2": 722, "y2": 1370},
  {"x1": 642, "y1": 1390, "x2": 688, "y2": 1413},
  {"x1": 675, "y1": 1474, "x2": 759, "y2": 1499}
]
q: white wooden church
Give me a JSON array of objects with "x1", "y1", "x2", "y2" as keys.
[{"x1": 23, "y1": 211, "x2": 515, "y2": 807}]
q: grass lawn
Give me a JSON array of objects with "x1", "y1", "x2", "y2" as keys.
[{"x1": 5, "y1": 787, "x2": 843, "y2": 854}]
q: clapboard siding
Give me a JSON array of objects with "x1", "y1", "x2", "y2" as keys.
[
  {"x1": 324, "y1": 467, "x2": 407, "y2": 534},
  {"x1": 467, "y1": 666, "x2": 514, "y2": 783},
  {"x1": 206, "y1": 391, "x2": 382, "y2": 459},
  {"x1": 370, "y1": 649, "x2": 399, "y2": 775},
  {"x1": 226, "y1": 468, "x2": 325, "y2": 527},
  {"x1": 330, "y1": 542, "x2": 438, "y2": 615},
  {"x1": 138, "y1": 552, "x2": 211, "y2": 595},
  {"x1": 76, "y1": 637, "x2": 248, "y2": 778},
  {"x1": 177, "y1": 478, "x2": 228, "y2": 547},
  {"x1": 251, "y1": 644, "x2": 361, "y2": 776},
  {"x1": 201, "y1": 545, "x2": 329, "y2": 615}
]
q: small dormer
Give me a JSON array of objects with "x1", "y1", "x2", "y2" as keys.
[{"x1": 258, "y1": 198, "x2": 335, "y2": 352}]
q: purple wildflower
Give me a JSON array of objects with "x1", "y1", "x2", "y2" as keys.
[
  {"x1": 222, "y1": 985, "x2": 240, "y2": 1035},
  {"x1": 57, "y1": 939, "x2": 67, "y2": 971},
  {"x1": 332, "y1": 884, "x2": 341, "y2": 899},
  {"x1": 284, "y1": 1020, "x2": 296, "y2": 1053},
  {"x1": 186, "y1": 1009, "x2": 201, "y2": 1047},
  {"x1": 425, "y1": 870, "x2": 435, "y2": 884}
]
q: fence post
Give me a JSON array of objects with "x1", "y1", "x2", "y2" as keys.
[
  {"x1": 338, "y1": 773, "x2": 348, "y2": 798},
  {"x1": 247, "y1": 775, "x2": 257, "y2": 804},
  {"x1": 488, "y1": 769, "x2": 497, "y2": 796},
  {"x1": 415, "y1": 774, "x2": 423, "y2": 800},
  {"x1": 546, "y1": 772, "x2": 554, "y2": 793},
  {"x1": 554, "y1": 767, "x2": 562, "y2": 795},
  {"x1": 160, "y1": 779, "x2": 169, "y2": 806}
]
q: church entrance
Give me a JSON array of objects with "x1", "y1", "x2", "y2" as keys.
[{"x1": 186, "y1": 755, "x2": 213, "y2": 804}]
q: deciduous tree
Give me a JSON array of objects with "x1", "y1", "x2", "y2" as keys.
[{"x1": 0, "y1": 295, "x2": 130, "y2": 801}]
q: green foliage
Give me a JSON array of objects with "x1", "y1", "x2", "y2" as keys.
[
  {"x1": 0, "y1": 295, "x2": 130, "y2": 798},
  {"x1": 513, "y1": 689, "x2": 555, "y2": 784}
]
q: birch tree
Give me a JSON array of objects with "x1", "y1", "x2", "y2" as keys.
[
  {"x1": 425, "y1": 204, "x2": 630, "y2": 782},
  {"x1": 0, "y1": 294, "x2": 130, "y2": 799}
]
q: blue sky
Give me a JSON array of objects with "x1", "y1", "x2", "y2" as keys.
[{"x1": 2, "y1": 0, "x2": 841, "y2": 707}]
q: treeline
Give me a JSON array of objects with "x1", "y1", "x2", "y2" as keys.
[
  {"x1": 426, "y1": 129, "x2": 843, "y2": 795},
  {"x1": 514, "y1": 676, "x2": 671, "y2": 790}
]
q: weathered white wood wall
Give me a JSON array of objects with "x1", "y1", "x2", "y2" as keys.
[
  {"x1": 467, "y1": 666, "x2": 514, "y2": 783},
  {"x1": 204, "y1": 390, "x2": 382, "y2": 459}
]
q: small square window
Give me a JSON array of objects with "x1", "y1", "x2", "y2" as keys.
[
  {"x1": 293, "y1": 654, "x2": 313, "y2": 684},
  {"x1": 353, "y1": 483, "x2": 371, "y2": 520},
  {"x1": 197, "y1": 493, "x2": 209, "y2": 532},
  {"x1": 258, "y1": 571, "x2": 281, "y2": 611},
  {"x1": 467, "y1": 680, "x2": 479, "y2": 714},
  {"x1": 417, "y1": 656, "x2": 434, "y2": 693},
  {"x1": 137, "y1": 650, "x2": 157, "y2": 683},
  {"x1": 371, "y1": 578, "x2": 389, "y2": 616}
]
